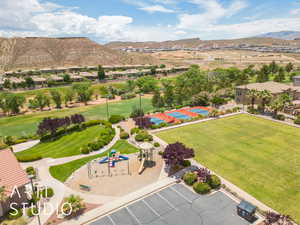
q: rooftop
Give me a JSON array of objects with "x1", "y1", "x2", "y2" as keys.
[
  {"x1": 237, "y1": 81, "x2": 300, "y2": 94},
  {"x1": 0, "y1": 149, "x2": 29, "y2": 196}
]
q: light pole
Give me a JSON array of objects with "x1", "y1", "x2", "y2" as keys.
[
  {"x1": 106, "y1": 95, "x2": 109, "y2": 120},
  {"x1": 28, "y1": 175, "x2": 41, "y2": 225}
]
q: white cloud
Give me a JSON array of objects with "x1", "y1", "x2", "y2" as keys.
[
  {"x1": 139, "y1": 5, "x2": 176, "y2": 13},
  {"x1": 290, "y1": 8, "x2": 300, "y2": 15},
  {"x1": 178, "y1": 0, "x2": 247, "y2": 30}
]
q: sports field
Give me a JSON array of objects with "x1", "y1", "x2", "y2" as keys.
[
  {"x1": 156, "y1": 114, "x2": 300, "y2": 222},
  {"x1": 0, "y1": 97, "x2": 153, "y2": 137}
]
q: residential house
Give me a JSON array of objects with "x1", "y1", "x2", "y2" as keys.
[{"x1": 0, "y1": 149, "x2": 30, "y2": 217}]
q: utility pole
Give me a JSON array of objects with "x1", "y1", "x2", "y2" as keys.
[
  {"x1": 106, "y1": 96, "x2": 109, "y2": 120},
  {"x1": 29, "y1": 175, "x2": 41, "y2": 225}
]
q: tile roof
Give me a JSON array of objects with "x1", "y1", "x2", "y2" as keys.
[{"x1": 0, "y1": 149, "x2": 29, "y2": 196}]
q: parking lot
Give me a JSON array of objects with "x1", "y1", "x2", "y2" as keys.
[{"x1": 89, "y1": 183, "x2": 251, "y2": 225}]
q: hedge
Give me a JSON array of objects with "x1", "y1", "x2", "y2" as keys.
[
  {"x1": 27, "y1": 207, "x2": 38, "y2": 217},
  {"x1": 120, "y1": 131, "x2": 129, "y2": 139},
  {"x1": 41, "y1": 188, "x2": 54, "y2": 198},
  {"x1": 7, "y1": 208, "x2": 23, "y2": 220},
  {"x1": 17, "y1": 155, "x2": 42, "y2": 162},
  {"x1": 208, "y1": 175, "x2": 221, "y2": 189},
  {"x1": 109, "y1": 115, "x2": 125, "y2": 124}
]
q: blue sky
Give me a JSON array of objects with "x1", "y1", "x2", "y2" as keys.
[{"x1": 1, "y1": 0, "x2": 300, "y2": 43}]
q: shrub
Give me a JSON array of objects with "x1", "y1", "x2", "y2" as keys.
[
  {"x1": 193, "y1": 182, "x2": 211, "y2": 194},
  {"x1": 80, "y1": 145, "x2": 90, "y2": 154},
  {"x1": 135, "y1": 131, "x2": 153, "y2": 142},
  {"x1": 7, "y1": 208, "x2": 23, "y2": 220},
  {"x1": 26, "y1": 167, "x2": 36, "y2": 176},
  {"x1": 130, "y1": 127, "x2": 140, "y2": 135},
  {"x1": 120, "y1": 131, "x2": 129, "y2": 139},
  {"x1": 182, "y1": 160, "x2": 191, "y2": 167},
  {"x1": 109, "y1": 115, "x2": 125, "y2": 124},
  {"x1": 154, "y1": 142, "x2": 160, "y2": 147},
  {"x1": 27, "y1": 207, "x2": 38, "y2": 217},
  {"x1": 82, "y1": 120, "x2": 102, "y2": 128},
  {"x1": 183, "y1": 172, "x2": 197, "y2": 186},
  {"x1": 41, "y1": 188, "x2": 54, "y2": 198},
  {"x1": 121, "y1": 93, "x2": 136, "y2": 100},
  {"x1": 17, "y1": 155, "x2": 42, "y2": 162},
  {"x1": 294, "y1": 117, "x2": 300, "y2": 125},
  {"x1": 208, "y1": 175, "x2": 221, "y2": 189},
  {"x1": 273, "y1": 114, "x2": 285, "y2": 121}
]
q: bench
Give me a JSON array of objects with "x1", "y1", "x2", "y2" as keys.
[{"x1": 79, "y1": 184, "x2": 91, "y2": 191}]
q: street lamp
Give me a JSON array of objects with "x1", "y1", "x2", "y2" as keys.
[{"x1": 28, "y1": 175, "x2": 41, "y2": 225}]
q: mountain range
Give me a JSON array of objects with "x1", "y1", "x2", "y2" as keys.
[{"x1": 255, "y1": 31, "x2": 300, "y2": 40}]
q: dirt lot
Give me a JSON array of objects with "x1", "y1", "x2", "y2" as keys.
[{"x1": 152, "y1": 50, "x2": 300, "y2": 69}]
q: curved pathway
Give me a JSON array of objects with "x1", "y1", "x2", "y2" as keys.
[{"x1": 20, "y1": 126, "x2": 120, "y2": 225}]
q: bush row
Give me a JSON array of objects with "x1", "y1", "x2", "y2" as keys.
[
  {"x1": 183, "y1": 171, "x2": 221, "y2": 195},
  {"x1": 81, "y1": 124, "x2": 115, "y2": 154}
]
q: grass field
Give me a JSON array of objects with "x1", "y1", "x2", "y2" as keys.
[
  {"x1": 15, "y1": 125, "x2": 104, "y2": 159},
  {"x1": 0, "y1": 97, "x2": 153, "y2": 137},
  {"x1": 49, "y1": 140, "x2": 139, "y2": 182},
  {"x1": 156, "y1": 114, "x2": 300, "y2": 222}
]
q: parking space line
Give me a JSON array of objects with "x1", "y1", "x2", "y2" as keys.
[
  {"x1": 126, "y1": 207, "x2": 142, "y2": 225},
  {"x1": 108, "y1": 215, "x2": 117, "y2": 225},
  {"x1": 142, "y1": 199, "x2": 161, "y2": 217},
  {"x1": 156, "y1": 192, "x2": 178, "y2": 211},
  {"x1": 169, "y1": 186, "x2": 193, "y2": 204}
]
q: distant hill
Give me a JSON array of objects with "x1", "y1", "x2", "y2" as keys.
[
  {"x1": 106, "y1": 37, "x2": 300, "y2": 49},
  {"x1": 255, "y1": 31, "x2": 300, "y2": 40},
  {"x1": 0, "y1": 37, "x2": 158, "y2": 72}
]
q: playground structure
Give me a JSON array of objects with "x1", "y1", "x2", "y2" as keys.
[
  {"x1": 138, "y1": 142, "x2": 155, "y2": 175},
  {"x1": 99, "y1": 149, "x2": 129, "y2": 168}
]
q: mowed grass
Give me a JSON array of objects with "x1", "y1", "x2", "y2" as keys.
[
  {"x1": 49, "y1": 140, "x2": 139, "y2": 182},
  {"x1": 0, "y1": 97, "x2": 153, "y2": 137},
  {"x1": 156, "y1": 114, "x2": 300, "y2": 222},
  {"x1": 15, "y1": 125, "x2": 103, "y2": 159}
]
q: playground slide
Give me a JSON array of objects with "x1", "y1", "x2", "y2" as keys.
[
  {"x1": 138, "y1": 158, "x2": 146, "y2": 174},
  {"x1": 118, "y1": 155, "x2": 129, "y2": 160},
  {"x1": 99, "y1": 157, "x2": 109, "y2": 164}
]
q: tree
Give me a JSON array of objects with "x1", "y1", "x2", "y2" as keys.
[
  {"x1": 63, "y1": 74, "x2": 71, "y2": 83},
  {"x1": 162, "y1": 80, "x2": 174, "y2": 107},
  {"x1": 3, "y1": 79, "x2": 11, "y2": 89},
  {"x1": 64, "y1": 89, "x2": 75, "y2": 107},
  {"x1": 0, "y1": 93, "x2": 26, "y2": 115},
  {"x1": 256, "y1": 65, "x2": 270, "y2": 82},
  {"x1": 134, "y1": 116, "x2": 153, "y2": 129},
  {"x1": 150, "y1": 66, "x2": 157, "y2": 75},
  {"x1": 130, "y1": 107, "x2": 144, "y2": 118},
  {"x1": 152, "y1": 90, "x2": 164, "y2": 108},
  {"x1": 34, "y1": 94, "x2": 50, "y2": 111},
  {"x1": 25, "y1": 77, "x2": 35, "y2": 89},
  {"x1": 246, "y1": 89, "x2": 259, "y2": 108},
  {"x1": 97, "y1": 65, "x2": 106, "y2": 81},
  {"x1": 62, "y1": 195, "x2": 86, "y2": 217},
  {"x1": 125, "y1": 80, "x2": 136, "y2": 92},
  {"x1": 136, "y1": 76, "x2": 158, "y2": 93},
  {"x1": 72, "y1": 83, "x2": 93, "y2": 105},
  {"x1": 270, "y1": 93, "x2": 292, "y2": 117},
  {"x1": 50, "y1": 90, "x2": 62, "y2": 108},
  {"x1": 285, "y1": 62, "x2": 294, "y2": 73},
  {"x1": 190, "y1": 92, "x2": 210, "y2": 106},
  {"x1": 258, "y1": 90, "x2": 272, "y2": 112},
  {"x1": 274, "y1": 67, "x2": 285, "y2": 82},
  {"x1": 0, "y1": 186, "x2": 7, "y2": 202},
  {"x1": 269, "y1": 61, "x2": 279, "y2": 74},
  {"x1": 162, "y1": 142, "x2": 195, "y2": 169}
]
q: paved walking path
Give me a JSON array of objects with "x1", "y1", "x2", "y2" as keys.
[
  {"x1": 12, "y1": 140, "x2": 39, "y2": 153},
  {"x1": 22, "y1": 126, "x2": 120, "y2": 225}
]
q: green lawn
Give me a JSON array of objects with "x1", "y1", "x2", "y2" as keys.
[
  {"x1": 49, "y1": 140, "x2": 139, "y2": 182},
  {"x1": 156, "y1": 114, "x2": 300, "y2": 222},
  {"x1": 15, "y1": 125, "x2": 104, "y2": 159},
  {"x1": 0, "y1": 97, "x2": 153, "y2": 137}
]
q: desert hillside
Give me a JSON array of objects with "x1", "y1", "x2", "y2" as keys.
[
  {"x1": 0, "y1": 37, "x2": 159, "y2": 72},
  {"x1": 106, "y1": 37, "x2": 300, "y2": 49}
]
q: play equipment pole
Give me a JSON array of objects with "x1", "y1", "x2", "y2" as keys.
[{"x1": 127, "y1": 159, "x2": 130, "y2": 175}]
